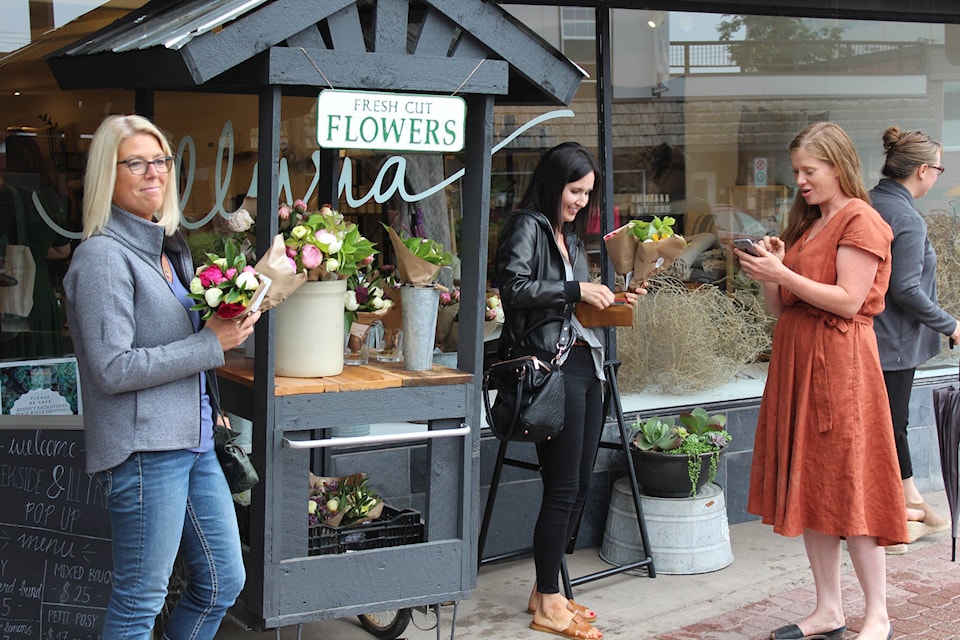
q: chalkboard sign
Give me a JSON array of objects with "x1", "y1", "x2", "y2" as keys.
[{"x1": 0, "y1": 429, "x2": 111, "y2": 639}]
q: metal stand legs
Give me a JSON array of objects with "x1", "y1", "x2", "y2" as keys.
[{"x1": 478, "y1": 359, "x2": 655, "y2": 593}]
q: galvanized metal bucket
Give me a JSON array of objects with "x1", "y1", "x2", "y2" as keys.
[{"x1": 400, "y1": 284, "x2": 440, "y2": 370}]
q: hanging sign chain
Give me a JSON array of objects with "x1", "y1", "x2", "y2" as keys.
[
  {"x1": 299, "y1": 47, "x2": 335, "y2": 90},
  {"x1": 452, "y1": 59, "x2": 485, "y2": 96},
  {"x1": 299, "y1": 45, "x2": 484, "y2": 97}
]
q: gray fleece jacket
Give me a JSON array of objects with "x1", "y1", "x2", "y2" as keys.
[
  {"x1": 64, "y1": 206, "x2": 224, "y2": 473},
  {"x1": 870, "y1": 178, "x2": 956, "y2": 371}
]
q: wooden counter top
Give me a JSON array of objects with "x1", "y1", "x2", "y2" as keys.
[{"x1": 217, "y1": 350, "x2": 473, "y2": 397}]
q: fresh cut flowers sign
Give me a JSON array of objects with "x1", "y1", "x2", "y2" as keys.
[{"x1": 317, "y1": 89, "x2": 465, "y2": 153}]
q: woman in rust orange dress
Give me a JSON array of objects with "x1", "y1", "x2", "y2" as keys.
[{"x1": 736, "y1": 122, "x2": 907, "y2": 640}]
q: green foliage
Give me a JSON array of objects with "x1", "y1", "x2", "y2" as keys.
[
  {"x1": 717, "y1": 15, "x2": 847, "y2": 72},
  {"x1": 631, "y1": 408, "x2": 732, "y2": 497},
  {"x1": 629, "y1": 416, "x2": 680, "y2": 451},
  {"x1": 627, "y1": 216, "x2": 676, "y2": 241},
  {"x1": 186, "y1": 231, "x2": 228, "y2": 265},
  {"x1": 382, "y1": 223, "x2": 453, "y2": 266}
]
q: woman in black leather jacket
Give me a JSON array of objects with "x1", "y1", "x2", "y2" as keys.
[{"x1": 496, "y1": 142, "x2": 642, "y2": 640}]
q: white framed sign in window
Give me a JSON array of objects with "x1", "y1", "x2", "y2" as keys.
[{"x1": 316, "y1": 89, "x2": 466, "y2": 153}]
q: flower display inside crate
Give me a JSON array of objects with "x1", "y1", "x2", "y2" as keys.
[
  {"x1": 309, "y1": 472, "x2": 383, "y2": 528},
  {"x1": 306, "y1": 472, "x2": 423, "y2": 556}
]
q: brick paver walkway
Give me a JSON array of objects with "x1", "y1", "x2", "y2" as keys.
[{"x1": 653, "y1": 541, "x2": 960, "y2": 640}]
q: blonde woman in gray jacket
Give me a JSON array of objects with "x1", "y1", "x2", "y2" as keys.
[
  {"x1": 870, "y1": 126, "x2": 956, "y2": 554},
  {"x1": 64, "y1": 115, "x2": 259, "y2": 639}
]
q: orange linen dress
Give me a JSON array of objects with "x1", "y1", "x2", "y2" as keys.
[{"x1": 747, "y1": 199, "x2": 909, "y2": 546}]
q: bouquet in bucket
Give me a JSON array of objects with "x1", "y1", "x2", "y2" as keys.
[
  {"x1": 248, "y1": 200, "x2": 378, "y2": 312},
  {"x1": 188, "y1": 239, "x2": 270, "y2": 320},
  {"x1": 344, "y1": 266, "x2": 401, "y2": 357},
  {"x1": 282, "y1": 201, "x2": 377, "y2": 281},
  {"x1": 604, "y1": 215, "x2": 686, "y2": 290}
]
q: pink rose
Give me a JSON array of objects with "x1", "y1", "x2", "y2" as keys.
[
  {"x1": 278, "y1": 205, "x2": 291, "y2": 220},
  {"x1": 440, "y1": 292, "x2": 452, "y2": 305},
  {"x1": 300, "y1": 244, "x2": 322, "y2": 269},
  {"x1": 198, "y1": 264, "x2": 226, "y2": 287},
  {"x1": 287, "y1": 257, "x2": 298, "y2": 272},
  {"x1": 225, "y1": 267, "x2": 238, "y2": 280},
  {"x1": 286, "y1": 246, "x2": 297, "y2": 259},
  {"x1": 216, "y1": 302, "x2": 247, "y2": 319},
  {"x1": 293, "y1": 199, "x2": 307, "y2": 213}
]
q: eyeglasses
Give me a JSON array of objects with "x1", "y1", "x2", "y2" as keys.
[
  {"x1": 929, "y1": 164, "x2": 946, "y2": 176},
  {"x1": 117, "y1": 156, "x2": 174, "y2": 175}
]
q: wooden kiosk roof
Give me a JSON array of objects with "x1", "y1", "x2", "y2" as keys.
[{"x1": 46, "y1": 0, "x2": 585, "y2": 105}]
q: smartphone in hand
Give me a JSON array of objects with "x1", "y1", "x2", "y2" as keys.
[{"x1": 733, "y1": 238, "x2": 760, "y2": 257}]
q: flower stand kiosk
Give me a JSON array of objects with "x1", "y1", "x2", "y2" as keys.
[{"x1": 47, "y1": 0, "x2": 586, "y2": 635}]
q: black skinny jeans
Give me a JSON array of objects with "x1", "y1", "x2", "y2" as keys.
[
  {"x1": 534, "y1": 345, "x2": 604, "y2": 594},
  {"x1": 883, "y1": 368, "x2": 916, "y2": 480}
]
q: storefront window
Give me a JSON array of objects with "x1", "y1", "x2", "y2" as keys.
[
  {"x1": 494, "y1": 6, "x2": 960, "y2": 400},
  {"x1": 3, "y1": 3, "x2": 960, "y2": 405}
]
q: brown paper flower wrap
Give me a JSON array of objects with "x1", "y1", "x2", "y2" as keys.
[
  {"x1": 385, "y1": 227, "x2": 442, "y2": 285},
  {"x1": 308, "y1": 472, "x2": 384, "y2": 528},
  {"x1": 604, "y1": 223, "x2": 686, "y2": 290},
  {"x1": 252, "y1": 234, "x2": 308, "y2": 311}
]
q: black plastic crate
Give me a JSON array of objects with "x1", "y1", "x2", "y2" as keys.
[{"x1": 308, "y1": 505, "x2": 424, "y2": 555}]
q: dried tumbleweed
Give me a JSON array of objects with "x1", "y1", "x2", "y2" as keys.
[{"x1": 616, "y1": 276, "x2": 772, "y2": 393}]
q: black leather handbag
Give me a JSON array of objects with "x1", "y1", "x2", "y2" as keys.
[
  {"x1": 482, "y1": 307, "x2": 573, "y2": 443},
  {"x1": 208, "y1": 372, "x2": 260, "y2": 494},
  {"x1": 214, "y1": 423, "x2": 260, "y2": 494}
]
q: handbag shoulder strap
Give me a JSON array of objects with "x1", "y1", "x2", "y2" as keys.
[{"x1": 511, "y1": 303, "x2": 574, "y2": 358}]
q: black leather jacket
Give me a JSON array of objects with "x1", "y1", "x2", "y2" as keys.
[{"x1": 495, "y1": 209, "x2": 587, "y2": 359}]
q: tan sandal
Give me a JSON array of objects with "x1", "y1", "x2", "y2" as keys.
[
  {"x1": 530, "y1": 614, "x2": 603, "y2": 639},
  {"x1": 906, "y1": 501, "x2": 951, "y2": 534},
  {"x1": 527, "y1": 599, "x2": 598, "y2": 622}
]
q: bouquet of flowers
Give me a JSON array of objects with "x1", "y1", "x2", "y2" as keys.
[
  {"x1": 485, "y1": 293, "x2": 504, "y2": 324},
  {"x1": 345, "y1": 267, "x2": 397, "y2": 323},
  {"x1": 382, "y1": 223, "x2": 453, "y2": 286},
  {"x1": 281, "y1": 200, "x2": 377, "y2": 281},
  {"x1": 308, "y1": 472, "x2": 384, "y2": 528},
  {"x1": 604, "y1": 215, "x2": 686, "y2": 289},
  {"x1": 188, "y1": 240, "x2": 268, "y2": 320},
  {"x1": 344, "y1": 267, "x2": 401, "y2": 358}
]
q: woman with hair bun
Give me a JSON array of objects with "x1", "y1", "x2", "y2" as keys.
[{"x1": 870, "y1": 125, "x2": 954, "y2": 554}]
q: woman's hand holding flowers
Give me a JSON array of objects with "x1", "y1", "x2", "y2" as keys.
[{"x1": 206, "y1": 309, "x2": 261, "y2": 352}]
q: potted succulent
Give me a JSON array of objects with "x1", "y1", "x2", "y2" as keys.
[{"x1": 628, "y1": 408, "x2": 731, "y2": 498}]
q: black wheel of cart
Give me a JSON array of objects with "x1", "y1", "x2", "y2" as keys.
[{"x1": 357, "y1": 608, "x2": 413, "y2": 639}]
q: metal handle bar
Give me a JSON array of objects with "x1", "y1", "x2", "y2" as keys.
[{"x1": 282, "y1": 424, "x2": 471, "y2": 449}]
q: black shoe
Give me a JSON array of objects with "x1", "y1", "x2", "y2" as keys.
[{"x1": 770, "y1": 624, "x2": 847, "y2": 640}]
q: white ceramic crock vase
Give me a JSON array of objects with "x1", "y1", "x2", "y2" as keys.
[{"x1": 275, "y1": 279, "x2": 347, "y2": 377}]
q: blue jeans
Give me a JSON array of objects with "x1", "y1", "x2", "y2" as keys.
[{"x1": 97, "y1": 448, "x2": 245, "y2": 639}]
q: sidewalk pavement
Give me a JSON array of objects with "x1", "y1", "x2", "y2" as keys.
[{"x1": 215, "y1": 492, "x2": 959, "y2": 639}]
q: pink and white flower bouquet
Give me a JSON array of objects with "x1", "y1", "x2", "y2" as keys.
[
  {"x1": 188, "y1": 240, "x2": 267, "y2": 320},
  {"x1": 280, "y1": 200, "x2": 376, "y2": 281}
]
